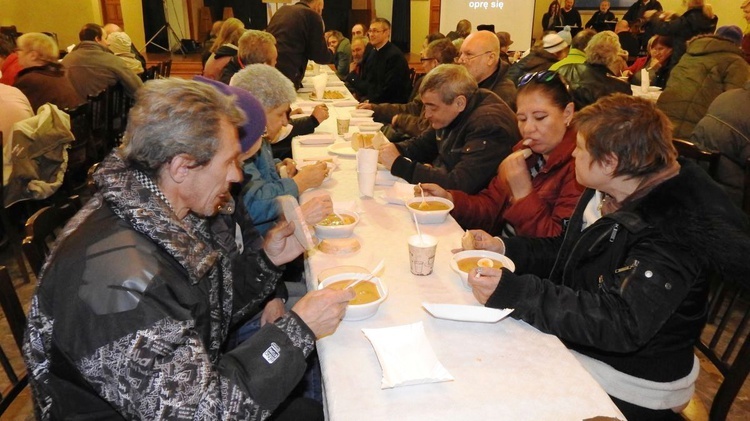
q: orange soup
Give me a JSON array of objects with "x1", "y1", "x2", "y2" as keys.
[
  {"x1": 457, "y1": 257, "x2": 504, "y2": 273},
  {"x1": 318, "y1": 214, "x2": 356, "y2": 226},
  {"x1": 327, "y1": 280, "x2": 380, "y2": 305},
  {"x1": 408, "y1": 201, "x2": 451, "y2": 211}
]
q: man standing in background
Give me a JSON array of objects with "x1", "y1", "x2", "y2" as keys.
[
  {"x1": 266, "y1": 0, "x2": 332, "y2": 89},
  {"x1": 561, "y1": 0, "x2": 582, "y2": 27}
]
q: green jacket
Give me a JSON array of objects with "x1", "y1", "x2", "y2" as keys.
[
  {"x1": 548, "y1": 48, "x2": 586, "y2": 72},
  {"x1": 656, "y1": 35, "x2": 749, "y2": 139}
]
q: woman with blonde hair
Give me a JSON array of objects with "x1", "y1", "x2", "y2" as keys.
[
  {"x1": 14, "y1": 33, "x2": 82, "y2": 111},
  {"x1": 203, "y1": 17, "x2": 245, "y2": 80}
]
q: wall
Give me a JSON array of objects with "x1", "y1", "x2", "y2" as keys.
[
  {"x1": 1, "y1": 0, "x2": 147, "y2": 52},
  {"x1": 411, "y1": 0, "x2": 430, "y2": 54}
]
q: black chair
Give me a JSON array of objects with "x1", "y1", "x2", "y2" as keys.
[
  {"x1": 141, "y1": 64, "x2": 159, "y2": 81},
  {"x1": 22, "y1": 195, "x2": 81, "y2": 277},
  {"x1": 0, "y1": 132, "x2": 32, "y2": 284},
  {"x1": 695, "y1": 275, "x2": 750, "y2": 421},
  {"x1": 673, "y1": 138, "x2": 721, "y2": 179},
  {"x1": 743, "y1": 158, "x2": 750, "y2": 216},
  {"x1": 159, "y1": 59, "x2": 172, "y2": 78},
  {"x1": 0, "y1": 265, "x2": 28, "y2": 415},
  {"x1": 87, "y1": 88, "x2": 109, "y2": 162},
  {"x1": 62, "y1": 103, "x2": 91, "y2": 195}
]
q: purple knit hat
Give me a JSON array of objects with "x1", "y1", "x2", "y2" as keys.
[
  {"x1": 193, "y1": 76, "x2": 266, "y2": 152},
  {"x1": 715, "y1": 25, "x2": 743, "y2": 46}
]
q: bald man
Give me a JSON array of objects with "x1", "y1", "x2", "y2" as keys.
[{"x1": 456, "y1": 30, "x2": 516, "y2": 110}]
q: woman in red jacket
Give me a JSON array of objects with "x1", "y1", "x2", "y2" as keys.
[{"x1": 421, "y1": 70, "x2": 583, "y2": 237}]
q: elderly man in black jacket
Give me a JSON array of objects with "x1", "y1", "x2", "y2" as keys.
[
  {"x1": 378, "y1": 64, "x2": 520, "y2": 194},
  {"x1": 266, "y1": 0, "x2": 332, "y2": 89}
]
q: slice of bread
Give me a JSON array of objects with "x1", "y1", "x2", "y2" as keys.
[{"x1": 461, "y1": 231, "x2": 475, "y2": 250}]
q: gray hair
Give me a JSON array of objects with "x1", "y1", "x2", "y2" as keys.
[
  {"x1": 584, "y1": 30, "x2": 621, "y2": 67},
  {"x1": 121, "y1": 78, "x2": 245, "y2": 177},
  {"x1": 419, "y1": 64, "x2": 478, "y2": 104},
  {"x1": 17, "y1": 33, "x2": 59, "y2": 62},
  {"x1": 238, "y1": 30, "x2": 277, "y2": 65},
  {"x1": 230, "y1": 64, "x2": 296, "y2": 110}
]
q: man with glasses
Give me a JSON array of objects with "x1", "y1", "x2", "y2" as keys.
[
  {"x1": 358, "y1": 38, "x2": 458, "y2": 140},
  {"x1": 266, "y1": 0, "x2": 332, "y2": 89},
  {"x1": 458, "y1": 30, "x2": 517, "y2": 110},
  {"x1": 345, "y1": 18, "x2": 412, "y2": 104},
  {"x1": 378, "y1": 64, "x2": 519, "y2": 194}
]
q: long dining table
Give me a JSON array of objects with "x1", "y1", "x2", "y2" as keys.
[{"x1": 291, "y1": 65, "x2": 625, "y2": 420}]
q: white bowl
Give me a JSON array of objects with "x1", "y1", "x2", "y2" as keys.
[
  {"x1": 350, "y1": 109, "x2": 374, "y2": 118},
  {"x1": 318, "y1": 273, "x2": 388, "y2": 321},
  {"x1": 358, "y1": 122, "x2": 384, "y2": 132},
  {"x1": 314, "y1": 209, "x2": 359, "y2": 238},
  {"x1": 450, "y1": 250, "x2": 516, "y2": 289},
  {"x1": 405, "y1": 196, "x2": 454, "y2": 224}
]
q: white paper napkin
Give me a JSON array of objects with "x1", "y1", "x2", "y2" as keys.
[
  {"x1": 297, "y1": 133, "x2": 336, "y2": 145},
  {"x1": 362, "y1": 322, "x2": 454, "y2": 389},
  {"x1": 381, "y1": 181, "x2": 415, "y2": 205}
]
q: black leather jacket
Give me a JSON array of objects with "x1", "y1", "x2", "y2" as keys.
[{"x1": 490, "y1": 160, "x2": 750, "y2": 383}]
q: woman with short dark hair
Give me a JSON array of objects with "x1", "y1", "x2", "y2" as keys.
[{"x1": 465, "y1": 93, "x2": 750, "y2": 420}]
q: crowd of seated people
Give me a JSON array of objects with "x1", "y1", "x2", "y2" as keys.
[{"x1": 3, "y1": 2, "x2": 750, "y2": 420}]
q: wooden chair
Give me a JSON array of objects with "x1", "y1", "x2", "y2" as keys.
[
  {"x1": 159, "y1": 59, "x2": 172, "y2": 78},
  {"x1": 22, "y1": 196, "x2": 81, "y2": 277},
  {"x1": 673, "y1": 138, "x2": 721, "y2": 179},
  {"x1": 0, "y1": 265, "x2": 28, "y2": 415},
  {"x1": 691, "y1": 274, "x2": 750, "y2": 421}
]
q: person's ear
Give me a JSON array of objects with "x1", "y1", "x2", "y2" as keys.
[
  {"x1": 455, "y1": 95, "x2": 467, "y2": 112},
  {"x1": 563, "y1": 102, "x2": 575, "y2": 126},
  {"x1": 167, "y1": 154, "x2": 195, "y2": 183}
]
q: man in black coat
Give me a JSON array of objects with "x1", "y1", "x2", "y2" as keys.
[
  {"x1": 345, "y1": 18, "x2": 412, "y2": 104},
  {"x1": 266, "y1": 0, "x2": 332, "y2": 89}
]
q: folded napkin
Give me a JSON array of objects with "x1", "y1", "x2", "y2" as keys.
[
  {"x1": 298, "y1": 133, "x2": 336, "y2": 145},
  {"x1": 381, "y1": 181, "x2": 415, "y2": 205},
  {"x1": 362, "y1": 322, "x2": 454, "y2": 389},
  {"x1": 376, "y1": 170, "x2": 400, "y2": 186}
]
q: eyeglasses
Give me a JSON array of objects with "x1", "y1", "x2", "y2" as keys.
[
  {"x1": 368, "y1": 28, "x2": 386, "y2": 34},
  {"x1": 457, "y1": 50, "x2": 492, "y2": 62},
  {"x1": 420, "y1": 57, "x2": 437, "y2": 63}
]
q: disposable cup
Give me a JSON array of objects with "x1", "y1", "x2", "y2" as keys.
[
  {"x1": 408, "y1": 234, "x2": 438, "y2": 276},
  {"x1": 357, "y1": 170, "x2": 376, "y2": 197},
  {"x1": 336, "y1": 118, "x2": 350, "y2": 135}
]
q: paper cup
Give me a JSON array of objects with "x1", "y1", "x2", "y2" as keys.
[
  {"x1": 408, "y1": 234, "x2": 438, "y2": 276},
  {"x1": 336, "y1": 118, "x2": 350, "y2": 135},
  {"x1": 315, "y1": 85, "x2": 325, "y2": 101},
  {"x1": 357, "y1": 170, "x2": 376, "y2": 197}
]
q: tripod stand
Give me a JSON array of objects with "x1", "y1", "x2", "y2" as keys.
[{"x1": 142, "y1": 0, "x2": 187, "y2": 55}]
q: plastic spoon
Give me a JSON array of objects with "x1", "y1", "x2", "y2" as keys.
[
  {"x1": 418, "y1": 183, "x2": 429, "y2": 209},
  {"x1": 347, "y1": 259, "x2": 385, "y2": 289}
]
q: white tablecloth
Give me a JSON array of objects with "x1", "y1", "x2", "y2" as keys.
[{"x1": 291, "y1": 72, "x2": 625, "y2": 420}]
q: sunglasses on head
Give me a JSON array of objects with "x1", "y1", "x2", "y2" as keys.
[{"x1": 518, "y1": 70, "x2": 560, "y2": 87}]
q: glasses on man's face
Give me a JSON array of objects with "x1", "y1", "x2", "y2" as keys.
[
  {"x1": 368, "y1": 28, "x2": 385, "y2": 34},
  {"x1": 457, "y1": 50, "x2": 492, "y2": 63},
  {"x1": 420, "y1": 57, "x2": 437, "y2": 63}
]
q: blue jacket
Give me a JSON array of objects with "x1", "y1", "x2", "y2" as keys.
[{"x1": 242, "y1": 140, "x2": 299, "y2": 234}]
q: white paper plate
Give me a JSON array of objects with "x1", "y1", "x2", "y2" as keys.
[
  {"x1": 332, "y1": 99, "x2": 359, "y2": 107},
  {"x1": 327, "y1": 142, "x2": 357, "y2": 157},
  {"x1": 422, "y1": 302, "x2": 513, "y2": 323},
  {"x1": 298, "y1": 133, "x2": 336, "y2": 145}
]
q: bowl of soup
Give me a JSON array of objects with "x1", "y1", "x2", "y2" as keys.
[
  {"x1": 319, "y1": 273, "x2": 388, "y2": 320},
  {"x1": 405, "y1": 196, "x2": 454, "y2": 224},
  {"x1": 450, "y1": 250, "x2": 516, "y2": 289},
  {"x1": 314, "y1": 209, "x2": 359, "y2": 238}
]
